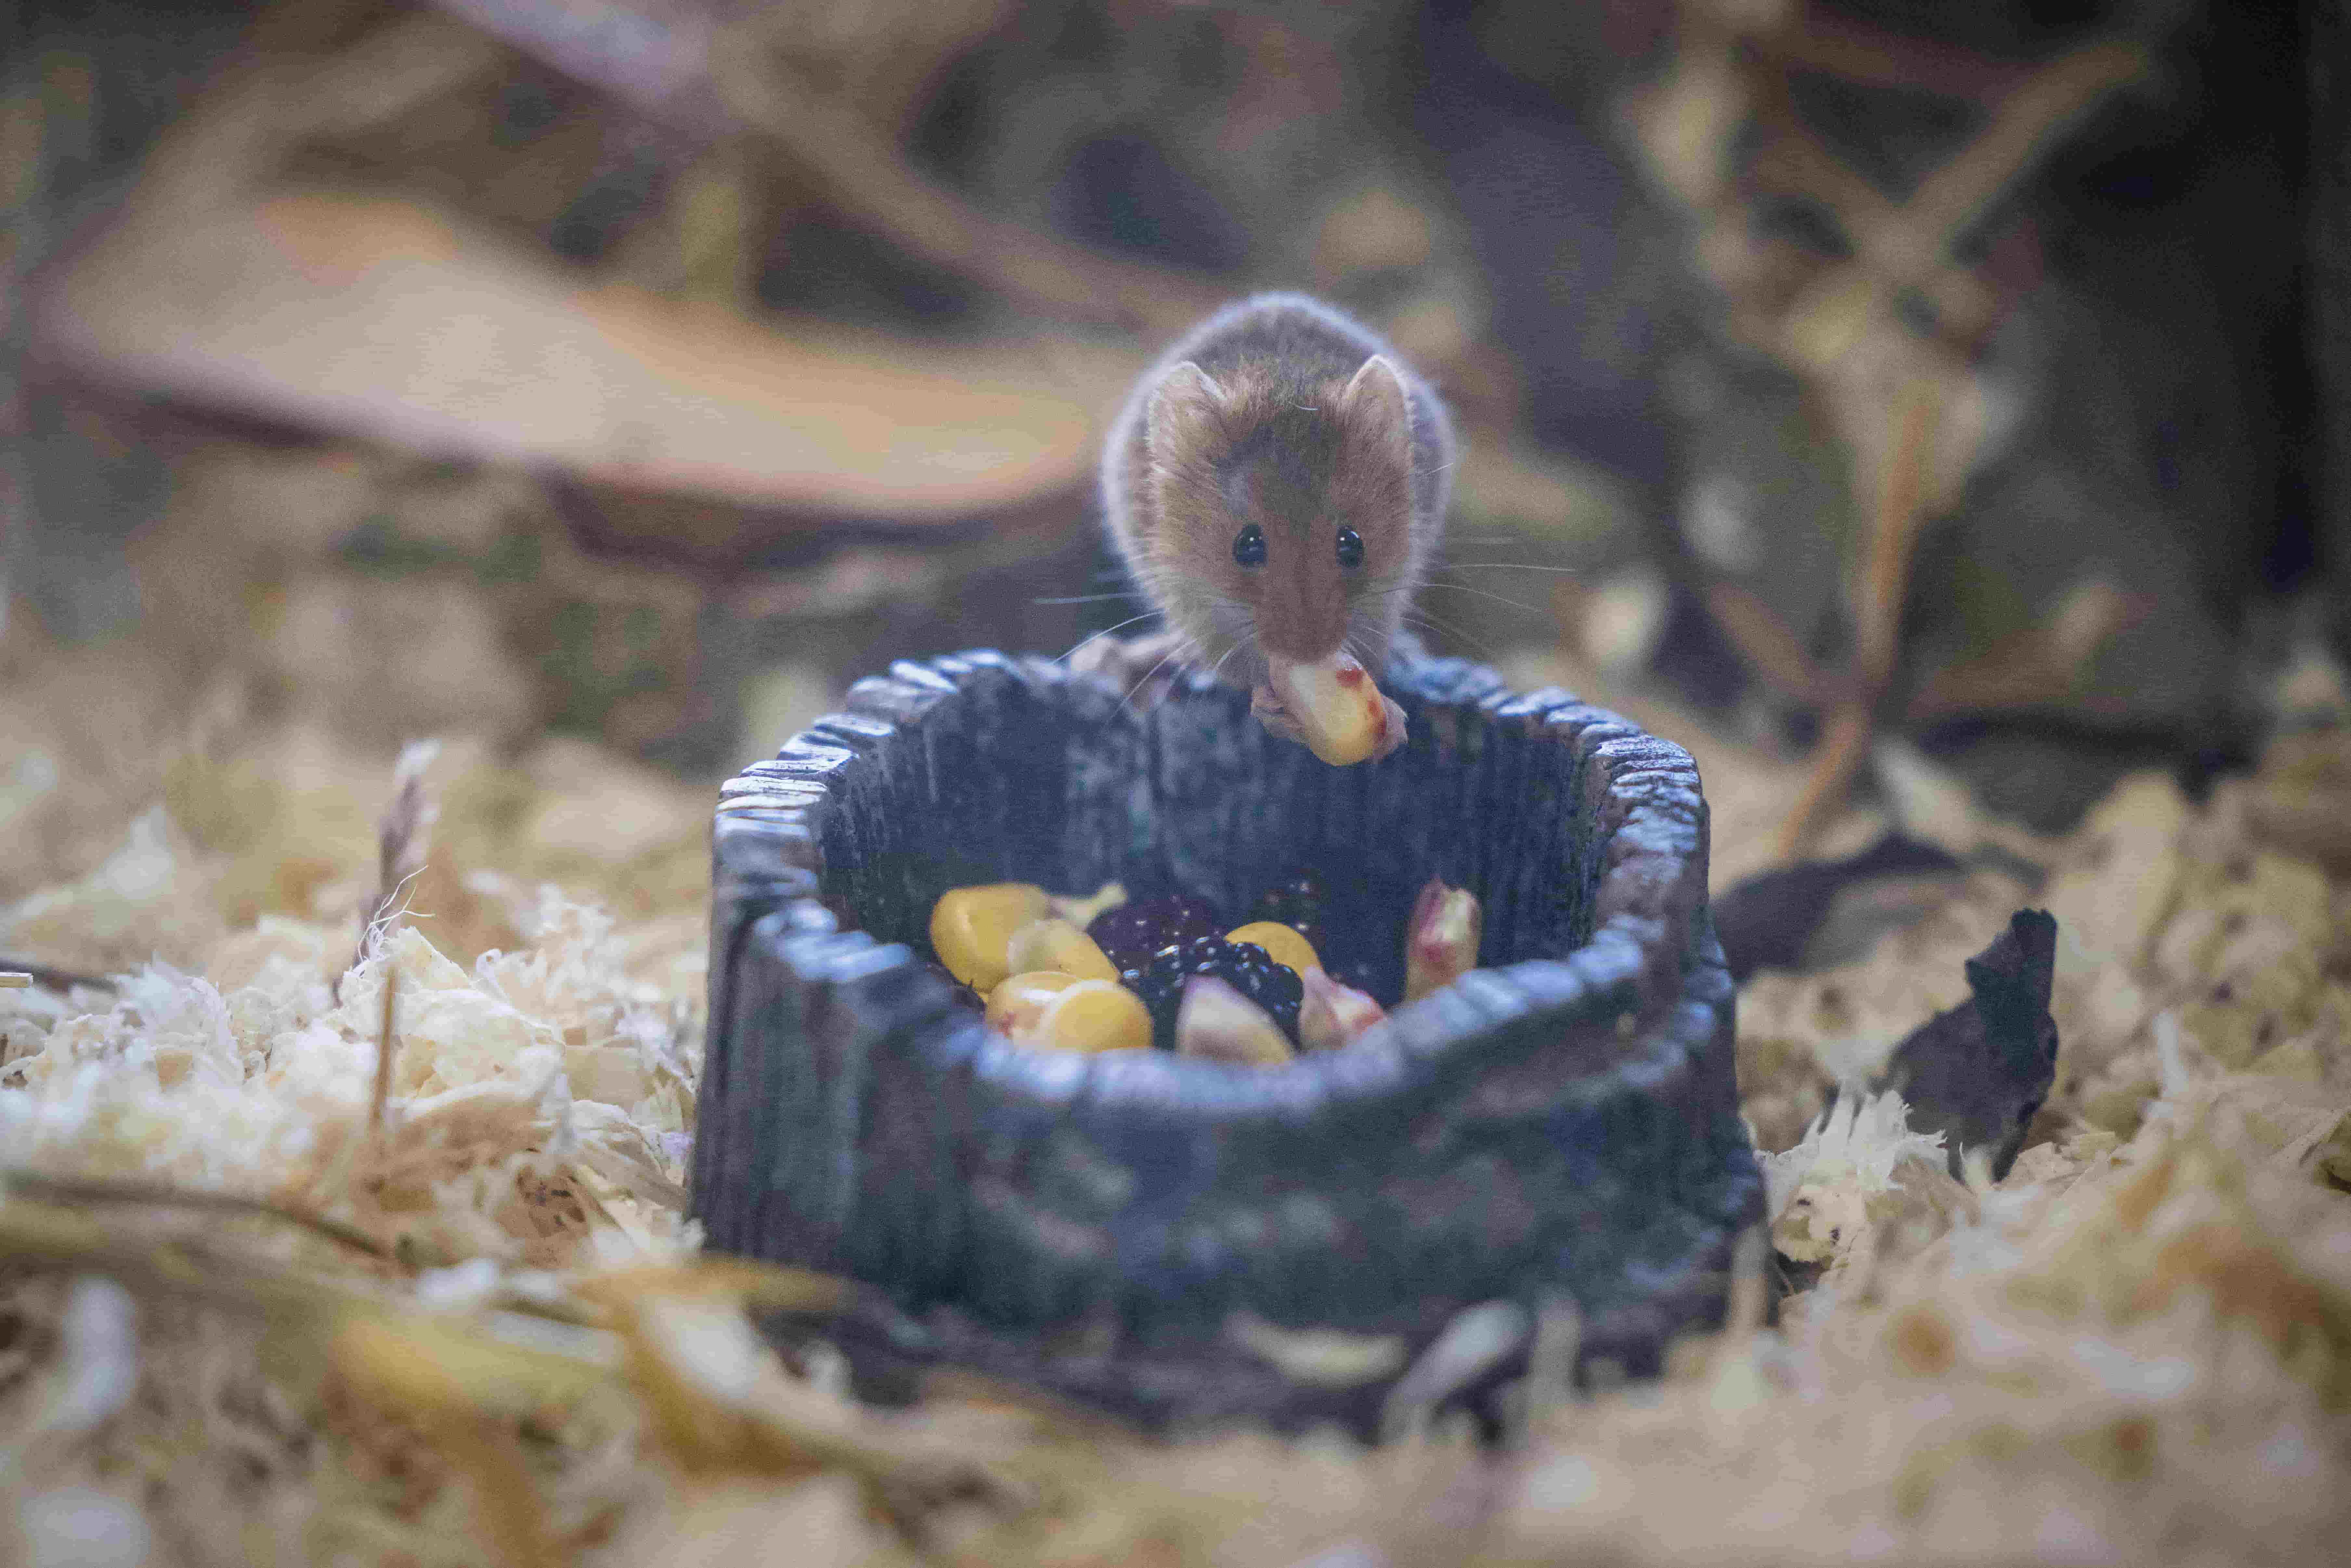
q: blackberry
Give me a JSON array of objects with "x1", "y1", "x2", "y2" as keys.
[
  {"x1": 1089, "y1": 894, "x2": 1223, "y2": 971},
  {"x1": 1123, "y1": 935, "x2": 1304, "y2": 1051}
]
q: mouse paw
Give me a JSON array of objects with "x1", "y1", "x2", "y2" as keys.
[
  {"x1": 1249, "y1": 684, "x2": 1310, "y2": 746},
  {"x1": 1070, "y1": 629, "x2": 1191, "y2": 707},
  {"x1": 1368, "y1": 691, "x2": 1407, "y2": 762}
]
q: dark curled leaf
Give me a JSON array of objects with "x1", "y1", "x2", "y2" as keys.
[
  {"x1": 1714, "y1": 834, "x2": 1963, "y2": 983},
  {"x1": 1871, "y1": 909, "x2": 2059, "y2": 1182}
]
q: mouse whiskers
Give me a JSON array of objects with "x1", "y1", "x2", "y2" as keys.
[
  {"x1": 1414, "y1": 577, "x2": 1549, "y2": 617},
  {"x1": 1035, "y1": 590, "x2": 1150, "y2": 606},
  {"x1": 1208, "y1": 631, "x2": 1256, "y2": 688},
  {"x1": 1120, "y1": 633, "x2": 1200, "y2": 716},
  {"x1": 1425, "y1": 561, "x2": 1587, "y2": 574},
  {"x1": 1399, "y1": 606, "x2": 1507, "y2": 664},
  {"x1": 1057, "y1": 608, "x2": 1166, "y2": 667}
]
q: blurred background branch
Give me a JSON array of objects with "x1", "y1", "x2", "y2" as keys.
[{"x1": 2, "y1": 0, "x2": 2339, "y2": 893}]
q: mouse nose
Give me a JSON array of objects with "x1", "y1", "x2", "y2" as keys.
[{"x1": 1249, "y1": 559, "x2": 1349, "y2": 665}]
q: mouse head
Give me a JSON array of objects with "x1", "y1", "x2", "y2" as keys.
[{"x1": 1145, "y1": 354, "x2": 1420, "y2": 674}]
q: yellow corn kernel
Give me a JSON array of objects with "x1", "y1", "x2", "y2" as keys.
[
  {"x1": 1050, "y1": 880, "x2": 1129, "y2": 928},
  {"x1": 930, "y1": 882, "x2": 1053, "y2": 990},
  {"x1": 1005, "y1": 918, "x2": 1121, "y2": 983},
  {"x1": 1035, "y1": 980, "x2": 1152, "y2": 1055},
  {"x1": 986, "y1": 970, "x2": 1080, "y2": 1035},
  {"x1": 1224, "y1": 920, "x2": 1321, "y2": 978}
]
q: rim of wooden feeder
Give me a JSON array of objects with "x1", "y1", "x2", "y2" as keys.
[{"x1": 694, "y1": 648, "x2": 1763, "y2": 1433}]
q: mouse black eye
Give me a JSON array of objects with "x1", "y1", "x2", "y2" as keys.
[
  {"x1": 1336, "y1": 527, "x2": 1364, "y2": 569},
  {"x1": 1233, "y1": 523, "x2": 1267, "y2": 569}
]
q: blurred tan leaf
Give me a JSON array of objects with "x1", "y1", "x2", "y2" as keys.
[
  {"x1": 331, "y1": 1312, "x2": 576, "y2": 1568},
  {"x1": 1905, "y1": 578, "x2": 2154, "y2": 722},
  {"x1": 39, "y1": 189, "x2": 1096, "y2": 517},
  {"x1": 1705, "y1": 582, "x2": 1841, "y2": 709},
  {"x1": 587, "y1": 1282, "x2": 1021, "y2": 1513},
  {"x1": 572, "y1": 1257, "x2": 851, "y2": 1317}
]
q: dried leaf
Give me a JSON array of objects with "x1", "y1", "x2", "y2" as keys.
[
  {"x1": 1703, "y1": 582, "x2": 1839, "y2": 707},
  {"x1": 40, "y1": 192, "x2": 1098, "y2": 516}
]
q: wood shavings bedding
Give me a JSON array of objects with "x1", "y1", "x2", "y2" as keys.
[{"x1": 3, "y1": 727, "x2": 2350, "y2": 1566}]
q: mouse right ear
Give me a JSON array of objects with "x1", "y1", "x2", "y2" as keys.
[{"x1": 1147, "y1": 361, "x2": 1228, "y2": 459}]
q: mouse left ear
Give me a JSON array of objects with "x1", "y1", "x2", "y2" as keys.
[
  {"x1": 1339, "y1": 355, "x2": 1414, "y2": 465},
  {"x1": 1148, "y1": 361, "x2": 1229, "y2": 462}
]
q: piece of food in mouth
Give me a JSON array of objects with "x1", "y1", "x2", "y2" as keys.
[
  {"x1": 1005, "y1": 917, "x2": 1122, "y2": 982},
  {"x1": 930, "y1": 881, "x2": 1056, "y2": 991},
  {"x1": 1403, "y1": 876, "x2": 1481, "y2": 1002},
  {"x1": 1222, "y1": 920, "x2": 1321, "y2": 978},
  {"x1": 1263, "y1": 652, "x2": 1401, "y2": 766},
  {"x1": 1298, "y1": 966, "x2": 1387, "y2": 1052},
  {"x1": 1173, "y1": 976, "x2": 1295, "y2": 1066}
]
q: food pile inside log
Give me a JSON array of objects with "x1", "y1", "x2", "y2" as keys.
[{"x1": 926, "y1": 870, "x2": 1481, "y2": 1065}]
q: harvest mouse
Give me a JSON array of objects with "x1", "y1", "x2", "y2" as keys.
[{"x1": 1097, "y1": 293, "x2": 1453, "y2": 763}]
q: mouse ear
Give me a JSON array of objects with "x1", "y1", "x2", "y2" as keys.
[
  {"x1": 1147, "y1": 361, "x2": 1228, "y2": 460},
  {"x1": 1339, "y1": 355, "x2": 1414, "y2": 464}
]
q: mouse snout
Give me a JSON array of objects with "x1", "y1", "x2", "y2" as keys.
[{"x1": 1250, "y1": 552, "x2": 1351, "y2": 666}]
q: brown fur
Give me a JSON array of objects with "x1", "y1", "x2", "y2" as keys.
[{"x1": 1102, "y1": 294, "x2": 1453, "y2": 686}]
